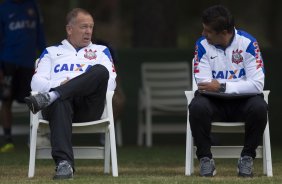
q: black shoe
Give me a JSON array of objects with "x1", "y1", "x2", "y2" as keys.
[
  {"x1": 24, "y1": 92, "x2": 51, "y2": 114},
  {"x1": 237, "y1": 156, "x2": 254, "y2": 177},
  {"x1": 53, "y1": 160, "x2": 73, "y2": 180},
  {"x1": 199, "y1": 157, "x2": 216, "y2": 177}
]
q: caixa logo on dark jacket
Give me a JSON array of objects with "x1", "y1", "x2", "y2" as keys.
[{"x1": 9, "y1": 20, "x2": 36, "y2": 31}]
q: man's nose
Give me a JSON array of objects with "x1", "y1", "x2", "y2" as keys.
[{"x1": 86, "y1": 27, "x2": 92, "y2": 34}]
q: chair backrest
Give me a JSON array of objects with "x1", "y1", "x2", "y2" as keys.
[
  {"x1": 191, "y1": 59, "x2": 198, "y2": 91},
  {"x1": 141, "y1": 61, "x2": 191, "y2": 111}
]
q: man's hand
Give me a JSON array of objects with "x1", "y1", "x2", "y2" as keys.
[
  {"x1": 60, "y1": 77, "x2": 70, "y2": 85},
  {"x1": 197, "y1": 79, "x2": 220, "y2": 92}
]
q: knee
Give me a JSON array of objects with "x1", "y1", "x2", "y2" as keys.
[
  {"x1": 254, "y1": 103, "x2": 267, "y2": 114},
  {"x1": 87, "y1": 64, "x2": 110, "y2": 82},
  {"x1": 89, "y1": 64, "x2": 109, "y2": 81},
  {"x1": 249, "y1": 99, "x2": 268, "y2": 116},
  {"x1": 246, "y1": 99, "x2": 268, "y2": 126},
  {"x1": 189, "y1": 96, "x2": 211, "y2": 117}
]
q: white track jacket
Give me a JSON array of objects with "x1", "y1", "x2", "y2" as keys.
[
  {"x1": 194, "y1": 29, "x2": 265, "y2": 94},
  {"x1": 31, "y1": 39, "x2": 116, "y2": 92}
]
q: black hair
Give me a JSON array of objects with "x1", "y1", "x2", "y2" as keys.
[{"x1": 202, "y1": 5, "x2": 234, "y2": 33}]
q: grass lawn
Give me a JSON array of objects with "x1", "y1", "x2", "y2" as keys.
[{"x1": 0, "y1": 136, "x2": 281, "y2": 184}]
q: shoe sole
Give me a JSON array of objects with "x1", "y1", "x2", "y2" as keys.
[
  {"x1": 237, "y1": 168, "x2": 253, "y2": 177},
  {"x1": 238, "y1": 173, "x2": 253, "y2": 177},
  {"x1": 53, "y1": 174, "x2": 73, "y2": 180},
  {"x1": 24, "y1": 97, "x2": 36, "y2": 114},
  {"x1": 201, "y1": 169, "x2": 217, "y2": 177}
]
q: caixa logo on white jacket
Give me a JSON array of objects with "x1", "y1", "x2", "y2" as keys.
[
  {"x1": 54, "y1": 63, "x2": 93, "y2": 73},
  {"x1": 212, "y1": 68, "x2": 246, "y2": 80}
]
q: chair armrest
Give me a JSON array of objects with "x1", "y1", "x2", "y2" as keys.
[
  {"x1": 103, "y1": 91, "x2": 114, "y2": 120},
  {"x1": 184, "y1": 91, "x2": 194, "y2": 105},
  {"x1": 263, "y1": 90, "x2": 270, "y2": 103}
]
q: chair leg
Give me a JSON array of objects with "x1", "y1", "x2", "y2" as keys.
[
  {"x1": 185, "y1": 115, "x2": 194, "y2": 176},
  {"x1": 109, "y1": 123, "x2": 118, "y2": 176},
  {"x1": 263, "y1": 137, "x2": 266, "y2": 175},
  {"x1": 185, "y1": 91, "x2": 195, "y2": 175},
  {"x1": 28, "y1": 123, "x2": 39, "y2": 178},
  {"x1": 263, "y1": 122, "x2": 273, "y2": 177},
  {"x1": 191, "y1": 141, "x2": 194, "y2": 174},
  {"x1": 145, "y1": 108, "x2": 152, "y2": 147},
  {"x1": 137, "y1": 107, "x2": 144, "y2": 146},
  {"x1": 104, "y1": 130, "x2": 110, "y2": 174}
]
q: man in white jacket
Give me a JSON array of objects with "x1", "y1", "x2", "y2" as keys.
[
  {"x1": 25, "y1": 8, "x2": 116, "y2": 180},
  {"x1": 190, "y1": 5, "x2": 267, "y2": 177}
]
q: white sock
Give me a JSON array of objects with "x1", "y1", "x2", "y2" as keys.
[{"x1": 48, "y1": 91, "x2": 60, "y2": 104}]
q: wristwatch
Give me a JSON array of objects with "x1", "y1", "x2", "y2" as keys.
[{"x1": 219, "y1": 83, "x2": 226, "y2": 93}]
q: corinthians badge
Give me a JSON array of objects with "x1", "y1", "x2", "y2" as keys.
[
  {"x1": 232, "y1": 49, "x2": 243, "y2": 64},
  {"x1": 84, "y1": 49, "x2": 97, "y2": 60}
]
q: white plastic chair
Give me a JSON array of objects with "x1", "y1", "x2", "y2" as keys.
[
  {"x1": 28, "y1": 91, "x2": 118, "y2": 177},
  {"x1": 185, "y1": 60, "x2": 273, "y2": 176},
  {"x1": 137, "y1": 61, "x2": 191, "y2": 147}
]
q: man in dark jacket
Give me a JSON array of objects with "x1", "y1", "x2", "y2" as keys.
[{"x1": 0, "y1": 0, "x2": 46, "y2": 152}]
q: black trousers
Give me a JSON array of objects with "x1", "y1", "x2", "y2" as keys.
[
  {"x1": 42, "y1": 64, "x2": 109, "y2": 168},
  {"x1": 189, "y1": 91, "x2": 268, "y2": 160}
]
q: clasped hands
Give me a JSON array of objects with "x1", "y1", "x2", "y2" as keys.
[
  {"x1": 60, "y1": 77, "x2": 70, "y2": 85},
  {"x1": 197, "y1": 79, "x2": 220, "y2": 92}
]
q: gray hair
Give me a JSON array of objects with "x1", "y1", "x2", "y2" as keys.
[{"x1": 66, "y1": 8, "x2": 92, "y2": 25}]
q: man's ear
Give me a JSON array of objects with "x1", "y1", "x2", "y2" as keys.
[{"x1": 66, "y1": 25, "x2": 72, "y2": 36}]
